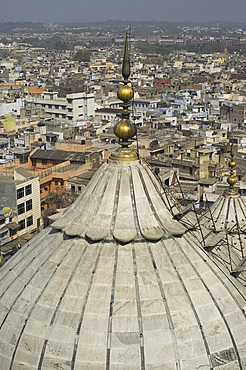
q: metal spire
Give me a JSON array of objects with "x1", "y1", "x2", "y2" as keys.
[{"x1": 111, "y1": 33, "x2": 137, "y2": 161}]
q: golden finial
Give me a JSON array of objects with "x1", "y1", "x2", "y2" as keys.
[
  {"x1": 227, "y1": 144, "x2": 237, "y2": 195},
  {"x1": 122, "y1": 33, "x2": 130, "y2": 81},
  {"x1": 111, "y1": 33, "x2": 137, "y2": 161}
]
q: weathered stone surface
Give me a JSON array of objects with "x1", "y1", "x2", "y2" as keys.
[
  {"x1": 0, "y1": 158, "x2": 245, "y2": 369},
  {"x1": 50, "y1": 159, "x2": 187, "y2": 241}
]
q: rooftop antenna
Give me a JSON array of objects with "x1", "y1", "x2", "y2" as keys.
[
  {"x1": 233, "y1": 201, "x2": 244, "y2": 260},
  {"x1": 204, "y1": 193, "x2": 216, "y2": 232},
  {"x1": 225, "y1": 230, "x2": 233, "y2": 272},
  {"x1": 192, "y1": 202, "x2": 206, "y2": 247}
]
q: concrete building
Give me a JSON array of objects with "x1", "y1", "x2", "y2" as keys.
[
  {"x1": 66, "y1": 169, "x2": 97, "y2": 194},
  {"x1": 107, "y1": 98, "x2": 161, "y2": 121},
  {"x1": 95, "y1": 107, "x2": 121, "y2": 122},
  {"x1": 0, "y1": 167, "x2": 41, "y2": 237},
  {"x1": 0, "y1": 66, "x2": 9, "y2": 82},
  {"x1": 0, "y1": 98, "x2": 24, "y2": 116},
  {"x1": 220, "y1": 102, "x2": 246, "y2": 125},
  {"x1": 28, "y1": 148, "x2": 102, "y2": 212},
  {"x1": 27, "y1": 91, "x2": 95, "y2": 122},
  {"x1": 0, "y1": 206, "x2": 17, "y2": 246}
]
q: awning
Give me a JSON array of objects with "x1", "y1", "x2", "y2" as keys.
[{"x1": 6, "y1": 222, "x2": 18, "y2": 230}]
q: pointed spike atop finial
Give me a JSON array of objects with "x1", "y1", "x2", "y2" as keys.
[{"x1": 122, "y1": 33, "x2": 130, "y2": 81}]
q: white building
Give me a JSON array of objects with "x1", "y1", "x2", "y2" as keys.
[
  {"x1": 0, "y1": 98, "x2": 24, "y2": 116},
  {"x1": 27, "y1": 91, "x2": 95, "y2": 122},
  {"x1": 14, "y1": 168, "x2": 41, "y2": 236},
  {"x1": 0, "y1": 168, "x2": 41, "y2": 238},
  {"x1": 200, "y1": 62, "x2": 221, "y2": 74}
]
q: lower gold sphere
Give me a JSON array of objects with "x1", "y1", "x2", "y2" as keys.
[
  {"x1": 117, "y1": 85, "x2": 134, "y2": 102},
  {"x1": 114, "y1": 119, "x2": 137, "y2": 141},
  {"x1": 227, "y1": 175, "x2": 237, "y2": 186}
]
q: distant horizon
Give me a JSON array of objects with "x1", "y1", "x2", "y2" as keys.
[
  {"x1": 1, "y1": 0, "x2": 246, "y2": 24},
  {"x1": 1, "y1": 19, "x2": 246, "y2": 25}
]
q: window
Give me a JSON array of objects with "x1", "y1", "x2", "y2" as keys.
[
  {"x1": 18, "y1": 219, "x2": 25, "y2": 230},
  {"x1": 10, "y1": 228, "x2": 17, "y2": 237},
  {"x1": 0, "y1": 230, "x2": 8, "y2": 238},
  {"x1": 17, "y1": 187, "x2": 24, "y2": 199},
  {"x1": 26, "y1": 199, "x2": 32, "y2": 211},
  {"x1": 78, "y1": 186, "x2": 81, "y2": 191},
  {"x1": 25, "y1": 184, "x2": 32, "y2": 196},
  {"x1": 18, "y1": 202, "x2": 25, "y2": 215},
  {"x1": 27, "y1": 215, "x2": 33, "y2": 227},
  {"x1": 42, "y1": 159, "x2": 47, "y2": 165}
]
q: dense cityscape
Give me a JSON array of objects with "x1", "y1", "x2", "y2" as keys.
[
  {"x1": 0, "y1": 18, "x2": 246, "y2": 369},
  {"x1": 0, "y1": 21, "x2": 246, "y2": 258}
]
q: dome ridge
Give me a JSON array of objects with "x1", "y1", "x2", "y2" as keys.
[{"x1": 50, "y1": 158, "x2": 187, "y2": 242}]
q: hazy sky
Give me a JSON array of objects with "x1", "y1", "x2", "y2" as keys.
[{"x1": 1, "y1": 0, "x2": 246, "y2": 23}]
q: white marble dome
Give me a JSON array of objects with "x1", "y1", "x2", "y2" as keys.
[{"x1": 0, "y1": 157, "x2": 246, "y2": 369}]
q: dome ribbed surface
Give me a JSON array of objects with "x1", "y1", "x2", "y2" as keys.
[
  {"x1": 189, "y1": 193, "x2": 246, "y2": 286},
  {"x1": 50, "y1": 159, "x2": 186, "y2": 242},
  {"x1": 200, "y1": 195, "x2": 246, "y2": 233},
  {"x1": 0, "y1": 158, "x2": 246, "y2": 369},
  {"x1": 0, "y1": 228, "x2": 246, "y2": 369}
]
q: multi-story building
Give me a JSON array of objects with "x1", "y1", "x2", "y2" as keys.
[
  {"x1": 220, "y1": 102, "x2": 246, "y2": 125},
  {"x1": 26, "y1": 91, "x2": 95, "y2": 122},
  {"x1": 0, "y1": 206, "x2": 17, "y2": 246},
  {"x1": 0, "y1": 98, "x2": 24, "y2": 116},
  {"x1": 28, "y1": 148, "x2": 102, "y2": 211},
  {"x1": 0, "y1": 167, "x2": 41, "y2": 237}
]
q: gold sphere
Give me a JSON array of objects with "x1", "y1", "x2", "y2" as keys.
[
  {"x1": 229, "y1": 160, "x2": 236, "y2": 168},
  {"x1": 114, "y1": 119, "x2": 137, "y2": 141},
  {"x1": 117, "y1": 85, "x2": 134, "y2": 102},
  {"x1": 227, "y1": 175, "x2": 237, "y2": 185}
]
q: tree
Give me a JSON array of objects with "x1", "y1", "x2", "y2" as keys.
[
  {"x1": 57, "y1": 76, "x2": 86, "y2": 97},
  {"x1": 42, "y1": 186, "x2": 78, "y2": 227},
  {"x1": 73, "y1": 49, "x2": 91, "y2": 62}
]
